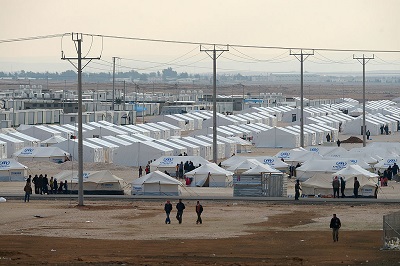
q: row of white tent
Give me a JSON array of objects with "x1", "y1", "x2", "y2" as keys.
[
  {"x1": 18, "y1": 121, "x2": 183, "y2": 141},
  {"x1": 152, "y1": 110, "x2": 278, "y2": 131}
]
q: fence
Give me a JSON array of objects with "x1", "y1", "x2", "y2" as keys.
[
  {"x1": 383, "y1": 211, "x2": 400, "y2": 250},
  {"x1": 233, "y1": 173, "x2": 287, "y2": 197}
]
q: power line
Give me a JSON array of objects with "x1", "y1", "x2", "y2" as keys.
[
  {"x1": 0, "y1": 33, "x2": 68, "y2": 44},
  {"x1": 79, "y1": 33, "x2": 400, "y2": 53}
]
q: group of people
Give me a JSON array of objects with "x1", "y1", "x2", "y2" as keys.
[
  {"x1": 176, "y1": 161, "x2": 199, "y2": 179},
  {"x1": 295, "y1": 176, "x2": 361, "y2": 200},
  {"x1": 379, "y1": 163, "x2": 399, "y2": 186},
  {"x1": 380, "y1": 124, "x2": 390, "y2": 135},
  {"x1": 164, "y1": 199, "x2": 203, "y2": 225},
  {"x1": 138, "y1": 163, "x2": 152, "y2": 177},
  {"x1": 23, "y1": 174, "x2": 69, "y2": 202},
  {"x1": 332, "y1": 176, "x2": 360, "y2": 198}
]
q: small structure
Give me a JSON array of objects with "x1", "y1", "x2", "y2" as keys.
[
  {"x1": 55, "y1": 170, "x2": 124, "y2": 195},
  {"x1": 0, "y1": 159, "x2": 28, "y2": 181},
  {"x1": 184, "y1": 163, "x2": 233, "y2": 187},
  {"x1": 131, "y1": 170, "x2": 183, "y2": 196},
  {"x1": 13, "y1": 146, "x2": 69, "y2": 163}
]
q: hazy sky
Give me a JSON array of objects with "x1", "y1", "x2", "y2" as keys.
[{"x1": 1, "y1": 0, "x2": 399, "y2": 74}]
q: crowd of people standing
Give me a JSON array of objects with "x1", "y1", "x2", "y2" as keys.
[{"x1": 23, "y1": 174, "x2": 69, "y2": 202}]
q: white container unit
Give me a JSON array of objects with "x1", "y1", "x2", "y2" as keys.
[
  {"x1": 214, "y1": 135, "x2": 237, "y2": 157},
  {"x1": 169, "y1": 138, "x2": 201, "y2": 157},
  {"x1": 135, "y1": 124, "x2": 162, "y2": 139},
  {"x1": 0, "y1": 140, "x2": 7, "y2": 159},
  {"x1": 48, "y1": 125, "x2": 75, "y2": 139},
  {"x1": 54, "y1": 139, "x2": 104, "y2": 163},
  {"x1": 9, "y1": 132, "x2": 40, "y2": 147},
  {"x1": 146, "y1": 123, "x2": 171, "y2": 139},
  {"x1": 124, "y1": 125, "x2": 151, "y2": 137},
  {"x1": 19, "y1": 125, "x2": 62, "y2": 141},
  {"x1": 85, "y1": 138, "x2": 119, "y2": 164},
  {"x1": 195, "y1": 135, "x2": 226, "y2": 159},
  {"x1": 182, "y1": 136, "x2": 212, "y2": 160},
  {"x1": 0, "y1": 134, "x2": 27, "y2": 158},
  {"x1": 156, "y1": 122, "x2": 182, "y2": 137},
  {"x1": 155, "y1": 139, "x2": 188, "y2": 156}
]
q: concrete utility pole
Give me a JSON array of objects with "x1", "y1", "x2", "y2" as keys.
[
  {"x1": 200, "y1": 44, "x2": 229, "y2": 163},
  {"x1": 62, "y1": 33, "x2": 100, "y2": 206},
  {"x1": 290, "y1": 49, "x2": 314, "y2": 148},
  {"x1": 112, "y1": 57, "x2": 116, "y2": 111},
  {"x1": 353, "y1": 54, "x2": 374, "y2": 147},
  {"x1": 123, "y1": 80, "x2": 126, "y2": 111}
]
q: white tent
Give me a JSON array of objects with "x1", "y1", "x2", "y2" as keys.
[
  {"x1": 131, "y1": 170, "x2": 183, "y2": 196},
  {"x1": 40, "y1": 135, "x2": 67, "y2": 147},
  {"x1": 0, "y1": 159, "x2": 28, "y2": 181},
  {"x1": 275, "y1": 148, "x2": 323, "y2": 164},
  {"x1": 375, "y1": 157, "x2": 400, "y2": 172},
  {"x1": 296, "y1": 159, "x2": 373, "y2": 181},
  {"x1": 13, "y1": 146, "x2": 70, "y2": 163},
  {"x1": 302, "y1": 165, "x2": 378, "y2": 197},
  {"x1": 54, "y1": 139, "x2": 105, "y2": 163},
  {"x1": 242, "y1": 164, "x2": 281, "y2": 174},
  {"x1": 253, "y1": 127, "x2": 300, "y2": 148},
  {"x1": 184, "y1": 163, "x2": 233, "y2": 187},
  {"x1": 150, "y1": 155, "x2": 209, "y2": 174},
  {"x1": 55, "y1": 170, "x2": 124, "y2": 195},
  {"x1": 227, "y1": 158, "x2": 265, "y2": 174},
  {"x1": 221, "y1": 155, "x2": 289, "y2": 172}
]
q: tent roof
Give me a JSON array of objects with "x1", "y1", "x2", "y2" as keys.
[
  {"x1": 0, "y1": 159, "x2": 28, "y2": 169},
  {"x1": 333, "y1": 164, "x2": 378, "y2": 178},
  {"x1": 55, "y1": 170, "x2": 123, "y2": 183},
  {"x1": 227, "y1": 159, "x2": 264, "y2": 171},
  {"x1": 242, "y1": 164, "x2": 281, "y2": 174},
  {"x1": 132, "y1": 170, "x2": 183, "y2": 186},
  {"x1": 150, "y1": 155, "x2": 209, "y2": 168},
  {"x1": 185, "y1": 163, "x2": 234, "y2": 177},
  {"x1": 13, "y1": 146, "x2": 69, "y2": 158}
]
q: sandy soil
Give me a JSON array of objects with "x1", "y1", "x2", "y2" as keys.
[{"x1": 0, "y1": 200, "x2": 399, "y2": 265}]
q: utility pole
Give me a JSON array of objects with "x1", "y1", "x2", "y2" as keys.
[
  {"x1": 112, "y1": 57, "x2": 116, "y2": 111},
  {"x1": 200, "y1": 44, "x2": 229, "y2": 163},
  {"x1": 62, "y1": 33, "x2": 100, "y2": 206},
  {"x1": 353, "y1": 54, "x2": 374, "y2": 147},
  {"x1": 290, "y1": 49, "x2": 314, "y2": 148},
  {"x1": 123, "y1": 80, "x2": 126, "y2": 111}
]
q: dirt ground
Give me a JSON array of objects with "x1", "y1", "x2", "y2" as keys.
[{"x1": 0, "y1": 200, "x2": 399, "y2": 265}]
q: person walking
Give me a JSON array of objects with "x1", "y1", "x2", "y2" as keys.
[
  {"x1": 332, "y1": 176, "x2": 340, "y2": 198},
  {"x1": 336, "y1": 139, "x2": 341, "y2": 147},
  {"x1": 24, "y1": 182, "x2": 32, "y2": 202},
  {"x1": 294, "y1": 180, "x2": 302, "y2": 200},
  {"x1": 164, "y1": 200, "x2": 173, "y2": 224},
  {"x1": 138, "y1": 166, "x2": 143, "y2": 177},
  {"x1": 176, "y1": 199, "x2": 185, "y2": 224},
  {"x1": 392, "y1": 163, "x2": 399, "y2": 177},
  {"x1": 326, "y1": 133, "x2": 331, "y2": 142},
  {"x1": 354, "y1": 177, "x2": 360, "y2": 198},
  {"x1": 366, "y1": 130, "x2": 371, "y2": 140},
  {"x1": 195, "y1": 201, "x2": 203, "y2": 224},
  {"x1": 330, "y1": 214, "x2": 341, "y2": 242},
  {"x1": 340, "y1": 177, "x2": 346, "y2": 198}
]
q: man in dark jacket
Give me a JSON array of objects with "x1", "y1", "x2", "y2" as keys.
[
  {"x1": 195, "y1": 201, "x2": 203, "y2": 224},
  {"x1": 354, "y1": 177, "x2": 360, "y2": 198},
  {"x1": 164, "y1": 200, "x2": 173, "y2": 224},
  {"x1": 330, "y1": 214, "x2": 341, "y2": 242},
  {"x1": 176, "y1": 199, "x2": 185, "y2": 224}
]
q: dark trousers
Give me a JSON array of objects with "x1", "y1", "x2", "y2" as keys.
[
  {"x1": 341, "y1": 187, "x2": 345, "y2": 198},
  {"x1": 333, "y1": 188, "x2": 339, "y2": 198},
  {"x1": 176, "y1": 211, "x2": 183, "y2": 224},
  {"x1": 295, "y1": 190, "x2": 300, "y2": 200},
  {"x1": 165, "y1": 212, "x2": 171, "y2": 224},
  {"x1": 196, "y1": 213, "x2": 202, "y2": 224},
  {"x1": 24, "y1": 192, "x2": 30, "y2": 202},
  {"x1": 354, "y1": 189, "x2": 359, "y2": 198},
  {"x1": 332, "y1": 228, "x2": 339, "y2": 242},
  {"x1": 34, "y1": 185, "x2": 39, "y2": 194}
]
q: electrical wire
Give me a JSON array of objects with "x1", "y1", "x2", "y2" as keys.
[
  {"x1": 0, "y1": 33, "x2": 69, "y2": 44},
  {"x1": 79, "y1": 32, "x2": 400, "y2": 53}
]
